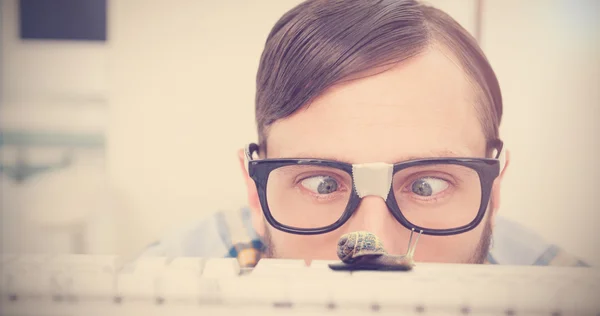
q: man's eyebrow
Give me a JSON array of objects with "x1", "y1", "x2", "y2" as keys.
[
  {"x1": 275, "y1": 149, "x2": 467, "y2": 164},
  {"x1": 401, "y1": 150, "x2": 465, "y2": 161}
]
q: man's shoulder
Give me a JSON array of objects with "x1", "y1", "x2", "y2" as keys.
[
  {"x1": 487, "y1": 217, "x2": 588, "y2": 267},
  {"x1": 137, "y1": 207, "x2": 260, "y2": 259},
  {"x1": 138, "y1": 207, "x2": 588, "y2": 267}
]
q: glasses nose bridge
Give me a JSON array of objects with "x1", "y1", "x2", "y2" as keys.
[{"x1": 351, "y1": 162, "x2": 394, "y2": 201}]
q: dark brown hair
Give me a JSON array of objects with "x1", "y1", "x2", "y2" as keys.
[{"x1": 255, "y1": 0, "x2": 502, "y2": 156}]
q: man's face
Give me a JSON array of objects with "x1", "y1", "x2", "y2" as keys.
[{"x1": 242, "y1": 49, "x2": 503, "y2": 264}]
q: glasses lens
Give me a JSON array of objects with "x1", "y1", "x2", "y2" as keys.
[
  {"x1": 266, "y1": 164, "x2": 352, "y2": 229},
  {"x1": 392, "y1": 163, "x2": 482, "y2": 230}
]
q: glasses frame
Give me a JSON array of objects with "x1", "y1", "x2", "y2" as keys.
[{"x1": 245, "y1": 141, "x2": 505, "y2": 236}]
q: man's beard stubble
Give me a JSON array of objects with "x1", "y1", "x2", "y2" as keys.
[{"x1": 260, "y1": 215, "x2": 494, "y2": 264}]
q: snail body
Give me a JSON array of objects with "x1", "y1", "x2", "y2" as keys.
[{"x1": 329, "y1": 230, "x2": 421, "y2": 271}]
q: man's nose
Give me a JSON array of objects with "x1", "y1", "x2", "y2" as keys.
[{"x1": 344, "y1": 195, "x2": 407, "y2": 253}]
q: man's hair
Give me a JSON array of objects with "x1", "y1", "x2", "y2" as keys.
[{"x1": 255, "y1": 0, "x2": 502, "y2": 156}]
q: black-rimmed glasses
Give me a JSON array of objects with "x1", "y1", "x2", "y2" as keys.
[{"x1": 245, "y1": 142, "x2": 505, "y2": 236}]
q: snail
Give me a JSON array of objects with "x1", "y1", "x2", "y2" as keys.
[{"x1": 328, "y1": 228, "x2": 423, "y2": 271}]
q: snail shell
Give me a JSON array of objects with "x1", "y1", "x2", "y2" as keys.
[{"x1": 336, "y1": 231, "x2": 387, "y2": 264}]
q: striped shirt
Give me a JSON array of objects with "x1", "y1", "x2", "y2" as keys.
[{"x1": 139, "y1": 207, "x2": 588, "y2": 267}]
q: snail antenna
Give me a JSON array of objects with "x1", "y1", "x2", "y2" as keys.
[
  {"x1": 407, "y1": 229, "x2": 423, "y2": 259},
  {"x1": 405, "y1": 228, "x2": 415, "y2": 256}
]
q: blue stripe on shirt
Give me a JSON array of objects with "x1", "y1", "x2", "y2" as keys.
[{"x1": 533, "y1": 244, "x2": 560, "y2": 266}]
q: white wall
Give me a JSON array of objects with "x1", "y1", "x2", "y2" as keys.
[
  {"x1": 481, "y1": 0, "x2": 600, "y2": 265},
  {"x1": 2, "y1": 0, "x2": 599, "y2": 265},
  {"x1": 107, "y1": 0, "x2": 307, "y2": 255}
]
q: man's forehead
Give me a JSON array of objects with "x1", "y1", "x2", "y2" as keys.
[{"x1": 264, "y1": 49, "x2": 487, "y2": 163}]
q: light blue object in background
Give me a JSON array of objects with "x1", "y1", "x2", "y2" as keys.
[{"x1": 0, "y1": 130, "x2": 105, "y2": 182}]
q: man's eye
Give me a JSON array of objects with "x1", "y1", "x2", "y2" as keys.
[
  {"x1": 410, "y1": 177, "x2": 449, "y2": 197},
  {"x1": 300, "y1": 176, "x2": 339, "y2": 194}
]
